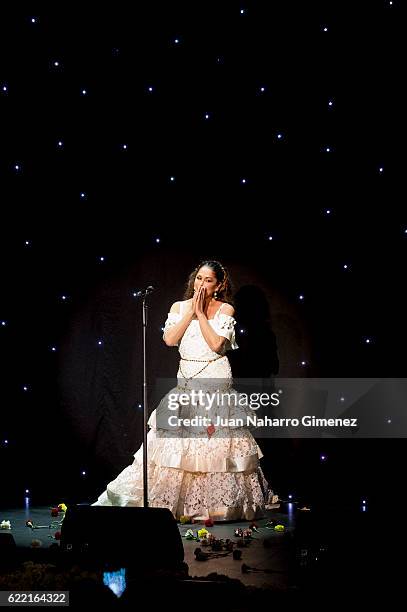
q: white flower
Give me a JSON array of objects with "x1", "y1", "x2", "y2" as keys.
[{"x1": 0, "y1": 520, "x2": 11, "y2": 529}]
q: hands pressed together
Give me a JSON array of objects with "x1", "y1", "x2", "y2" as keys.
[{"x1": 190, "y1": 284, "x2": 207, "y2": 318}]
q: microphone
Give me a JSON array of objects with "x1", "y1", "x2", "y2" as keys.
[{"x1": 133, "y1": 285, "x2": 155, "y2": 298}]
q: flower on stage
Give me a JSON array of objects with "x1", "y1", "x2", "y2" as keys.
[
  {"x1": 26, "y1": 517, "x2": 64, "y2": 530},
  {"x1": 0, "y1": 520, "x2": 11, "y2": 529},
  {"x1": 50, "y1": 507, "x2": 59, "y2": 517},
  {"x1": 58, "y1": 503, "x2": 67, "y2": 512},
  {"x1": 179, "y1": 515, "x2": 191, "y2": 524},
  {"x1": 197, "y1": 528, "x2": 209, "y2": 539}
]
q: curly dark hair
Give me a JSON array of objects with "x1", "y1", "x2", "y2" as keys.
[{"x1": 183, "y1": 260, "x2": 234, "y2": 304}]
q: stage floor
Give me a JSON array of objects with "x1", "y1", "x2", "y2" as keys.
[
  {"x1": 0, "y1": 505, "x2": 294, "y2": 590},
  {"x1": 0, "y1": 502, "x2": 390, "y2": 600}
]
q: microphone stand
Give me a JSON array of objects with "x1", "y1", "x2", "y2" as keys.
[
  {"x1": 142, "y1": 294, "x2": 149, "y2": 507},
  {"x1": 134, "y1": 285, "x2": 155, "y2": 508}
]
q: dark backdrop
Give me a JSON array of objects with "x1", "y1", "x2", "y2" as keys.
[{"x1": 0, "y1": 1, "x2": 404, "y2": 507}]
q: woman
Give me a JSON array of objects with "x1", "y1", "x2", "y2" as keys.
[{"x1": 92, "y1": 260, "x2": 277, "y2": 521}]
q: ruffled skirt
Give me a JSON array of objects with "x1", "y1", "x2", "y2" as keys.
[
  {"x1": 92, "y1": 424, "x2": 277, "y2": 521},
  {"x1": 93, "y1": 365, "x2": 278, "y2": 520}
]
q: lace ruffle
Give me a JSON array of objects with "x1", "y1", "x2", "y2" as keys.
[
  {"x1": 92, "y1": 430, "x2": 273, "y2": 521},
  {"x1": 210, "y1": 313, "x2": 238, "y2": 350}
]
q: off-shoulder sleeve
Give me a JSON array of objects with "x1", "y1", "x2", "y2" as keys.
[
  {"x1": 212, "y1": 313, "x2": 239, "y2": 350},
  {"x1": 163, "y1": 311, "x2": 182, "y2": 345}
]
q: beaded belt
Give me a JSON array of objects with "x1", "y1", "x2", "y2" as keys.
[
  {"x1": 180, "y1": 355, "x2": 224, "y2": 363},
  {"x1": 179, "y1": 354, "x2": 225, "y2": 379}
]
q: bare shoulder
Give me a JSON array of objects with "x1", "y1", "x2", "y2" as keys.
[
  {"x1": 170, "y1": 299, "x2": 191, "y2": 314},
  {"x1": 221, "y1": 303, "x2": 235, "y2": 316},
  {"x1": 169, "y1": 301, "x2": 180, "y2": 314}
]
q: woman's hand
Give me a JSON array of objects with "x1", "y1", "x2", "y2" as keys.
[
  {"x1": 187, "y1": 287, "x2": 201, "y2": 319},
  {"x1": 194, "y1": 285, "x2": 206, "y2": 317}
]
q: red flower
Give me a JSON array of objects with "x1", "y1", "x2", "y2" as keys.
[
  {"x1": 204, "y1": 519, "x2": 214, "y2": 527},
  {"x1": 54, "y1": 531, "x2": 61, "y2": 540},
  {"x1": 50, "y1": 508, "x2": 59, "y2": 517},
  {"x1": 206, "y1": 424, "x2": 216, "y2": 437}
]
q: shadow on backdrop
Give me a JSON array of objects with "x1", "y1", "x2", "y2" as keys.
[{"x1": 228, "y1": 285, "x2": 279, "y2": 378}]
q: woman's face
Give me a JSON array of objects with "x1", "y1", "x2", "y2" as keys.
[{"x1": 194, "y1": 266, "x2": 220, "y2": 298}]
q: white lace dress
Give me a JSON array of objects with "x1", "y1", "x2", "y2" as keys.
[{"x1": 92, "y1": 301, "x2": 277, "y2": 521}]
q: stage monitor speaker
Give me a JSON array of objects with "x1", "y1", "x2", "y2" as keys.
[
  {"x1": 0, "y1": 532, "x2": 17, "y2": 561},
  {"x1": 60, "y1": 505, "x2": 184, "y2": 568}
]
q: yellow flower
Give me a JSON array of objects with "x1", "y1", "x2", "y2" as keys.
[
  {"x1": 198, "y1": 528, "x2": 209, "y2": 538},
  {"x1": 179, "y1": 515, "x2": 191, "y2": 524},
  {"x1": 58, "y1": 503, "x2": 67, "y2": 513},
  {"x1": 274, "y1": 524, "x2": 285, "y2": 532}
]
